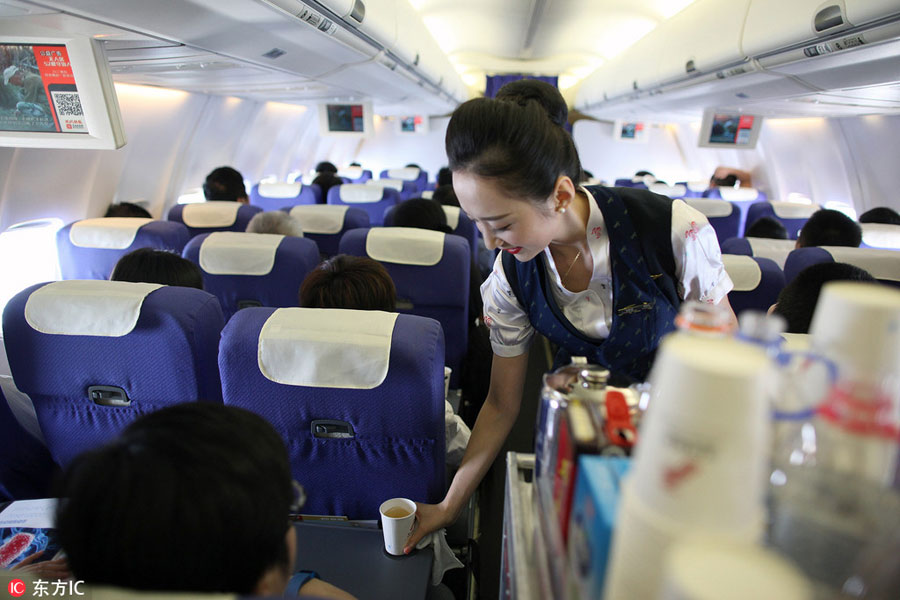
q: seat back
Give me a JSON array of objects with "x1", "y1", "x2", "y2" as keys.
[
  {"x1": 684, "y1": 198, "x2": 741, "y2": 243},
  {"x1": 370, "y1": 178, "x2": 419, "y2": 201},
  {"x1": 703, "y1": 187, "x2": 767, "y2": 236},
  {"x1": 675, "y1": 181, "x2": 709, "y2": 198},
  {"x1": 746, "y1": 201, "x2": 820, "y2": 240},
  {"x1": 381, "y1": 204, "x2": 479, "y2": 262},
  {"x1": 0, "y1": 381, "x2": 58, "y2": 501},
  {"x1": 614, "y1": 178, "x2": 647, "y2": 189},
  {"x1": 56, "y1": 218, "x2": 190, "y2": 280},
  {"x1": 2, "y1": 281, "x2": 225, "y2": 466},
  {"x1": 285, "y1": 204, "x2": 370, "y2": 258},
  {"x1": 381, "y1": 167, "x2": 428, "y2": 195},
  {"x1": 250, "y1": 182, "x2": 320, "y2": 210},
  {"x1": 219, "y1": 307, "x2": 446, "y2": 519},
  {"x1": 784, "y1": 246, "x2": 900, "y2": 288},
  {"x1": 337, "y1": 166, "x2": 372, "y2": 183},
  {"x1": 722, "y1": 255, "x2": 785, "y2": 316},
  {"x1": 721, "y1": 237, "x2": 797, "y2": 270},
  {"x1": 861, "y1": 223, "x2": 900, "y2": 250},
  {"x1": 328, "y1": 184, "x2": 400, "y2": 226},
  {"x1": 648, "y1": 183, "x2": 687, "y2": 199},
  {"x1": 339, "y1": 227, "x2": 470, "y2": 388},
  {"x1": 167, "y1": 202, "x2": 262, "y2": 238},
  {"x1": 182, "y1": 232, "x2": 320, "y2": 320}
]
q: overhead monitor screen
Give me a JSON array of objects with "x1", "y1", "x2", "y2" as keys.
[
  {"x1": 614, "y1": 120, "x2": 648, "y2": 143},
  {"x1": 318, "y1": 101, "x2": 373, "y2": 137},
  {"x1": 398, "y1": 115, "x2": 429, "y2": 134},
  {"x1": 0, "y1": 43, "x2": 86, "y2": 134},
  {"x1": 698, "y1": 109, "x2": 763, "y2": 149}
]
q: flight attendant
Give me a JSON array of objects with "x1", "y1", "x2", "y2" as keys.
[{"x1": 405, "y1": 80, "x2": 735, "y2": 551}]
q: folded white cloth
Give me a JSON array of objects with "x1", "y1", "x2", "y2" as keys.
[{"x1": 416, "y1": 529, "x2": 464, "y2": 586}]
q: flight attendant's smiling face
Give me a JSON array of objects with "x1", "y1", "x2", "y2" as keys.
[{"x1": 454, "y1": 171, "x2": 561, "y2": 262}]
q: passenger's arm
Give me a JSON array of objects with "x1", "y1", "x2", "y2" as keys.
[
  {"x1": 299, "y1": 578, "x2": 357, "y2": 599},
  {"x1": 404, "y1": 351, "x2": 530, "y2": 552}
]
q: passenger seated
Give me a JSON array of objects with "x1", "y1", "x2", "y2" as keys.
[
  {"x1": 312, "y1": 171, "x2": 343, "y2": 202},
  {"x1": 315, "y1": 161, "x2": 338, "y2": 175},
  {"x1": 246, "y1": 211, "x2": 304, "y2": 236},
  {"x1": 710, "y1": 166, "x2": 753, "y2": 188},
  {"x1": 745, "y1": 216, "x2": 788, "y2": 240},
  {"x1": 203, "y1": 166, "x2": 248, "y2": 204},
  {"x1": 436, "y1": 166, "x2": 453, "y2": 188},
  {"x1": 104, "y1": 202, "x2": 152, "y2": 218},
  {"x1": 432, "y1": 185, "x2": 459, "y2": 207},
  {"x1": 299, "y1": 255, "x2": 472, "y2": 466},
  {"x1": 771, "y1": 262, "x2": 875, "y2": 333},
  {"x1": 110, "y1": 248, "x2": 203, "y2": 289},
  {"x1": 796, "y1": 209, "x2": 862, "y2": 248},
  {"x1": 859, "y1": 206, "x2": 900, "y2": 225},
  {"x1": 55, "y1": 402, "x2": 354, "y2": 599}
]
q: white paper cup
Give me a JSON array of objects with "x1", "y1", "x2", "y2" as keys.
[
  {"x1": 379, "y1": 497, "x2": 417, "y2": 556},
  {"x1": 810, "y1": 282, "x2": 900, "y2": 383},
  {"x1": 629, "y1": 334, "x2": 771, "y2": 526},
  {"x1": 660, "y1": 538, "x2": 811, "y2": 600}
]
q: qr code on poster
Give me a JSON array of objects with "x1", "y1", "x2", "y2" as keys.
[{"x1": 51, "y1": 91, "x2": 84, "y2": 116}]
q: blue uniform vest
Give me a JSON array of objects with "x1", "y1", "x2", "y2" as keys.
[{"x1": 501, "y1": 186, "x2": 680, "y2": 383}]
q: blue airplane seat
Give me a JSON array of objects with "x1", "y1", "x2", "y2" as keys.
[
  {"x1": 56, "y1": 218, "x2": 190, "y2": 280},
  {"x1": 250, "y1": 182, "x2": 320, "y2": 210},
  {"x1": 784, "y1": 246, "x2": 900, "y2": 289},
  {"x1": 380, "y1": 167, "x2": 428, "y2": 195},
  {"x1": 684, "y1": 198, "x2": 741, "y2": 244},
  {"x1": 337, "y1": 166, "x2": 373, "y2": 183},
  {"x1": 382, "y1": 203, "x2": 479, "y2": 263},
  {"x1": 0, "y1": 382, "x2": 58, "y2": 501},
  {"x1": 284, "y1": 204, "x2": 370, "y2": 258},
  {"x1": 327, "y1": 184, "x2": 400, "y2": 226},
  {"x1": 722, "y1": 255, "x2": 785, "y2": 317},
  {"x1": 167, "y1": 201, "x2": 262, "y2": 238},
  {"x1": 746, "y1": 201, "x2": 821, "y2": 240},
  {"x1": 702, "y1": 187, "x2": 767, "y2": 236},
  {"x1": 340, "y1": 227, "x2": 469, "y2": 389},
  {"x1": 675, "y1": 181, "x2": 709, "y2": 198},
  {"x1": 182, "y1": 232, "x2": 320, "y2": 321},
  {"x1": 2, "y1": 280, "x2": 225, "y2": 466},
  {"x1": 219, "y1": 307, "x2": 446, "y2": 519},
  {"x1": 861, "y1": 223, "x2": 900, "y2": 250}
]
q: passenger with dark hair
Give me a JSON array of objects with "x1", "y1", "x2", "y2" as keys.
[
  {"x1": 405, "y1": 163, "x2": 422, "y2": 169},
  {"x1": 315, "y1": 161, "x2": 338, "y2": 174},
  {"x1": 349, "y1": 162, "x2": 361, "y2": 167},
  {"x1": 745, "y1": 216, "x2": 788, "y2": 240},
  {"x1": 710, "y1": 166, "x2": 753, "y2": 188},
  {"x1": 203, "y1": 166, "x2": 248, "y2": 203},
  {"x1": 299, "y1": 254, "x2": 396, "y2": 311},
  {"x1": 432, "y1": 185, "x2": 459, "y2": 207},
  {"x1": 437, "y1": 166, "x2": 453, "y2": 188},
  {"x1": 392, "y1": 198, "x2": 452, "y2": 233},
  {"x1": 405, "y1": 78, "x2": 735, "y2": 552},
  {"x1": 104, "y1": 202, "x2": 152, "y2": 219},
  {"x1": 796, "y1": 209, "x2": 862, "y2": 248},
  {"x1": 859, "y1": 206, "x2": 900, "y2": 225},
  {"x1": 772, "y1": 262, "x2": 876, "y2": 333},
  {"x1": 312, "y1": 171, "x2": 343, "y2": 202},
  {"x1": 110, "y1": 248, "x2": 204, "y2": 289},
  {"x1": 55, "y1": 403, "x2": 354, "y2": 598}
]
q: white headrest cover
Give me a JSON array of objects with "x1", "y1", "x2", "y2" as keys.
[
  {"x1": 780, "y1": 332, "x2": 811, "y2": 353},
  {"x1": 422, "y1": 190, "x2": 434, "y2": 200},
  {"x1": 686, "y1": 198, "x2": 734, "y2": 218},
  {"x1": 258, "y1": 308, "x2": 399, "y2": 388},
  {"x1": 722, "y1": 255, "x2": 762, "y2": 291},
  {"x1": 366, "y1": 227, "x2": 445, "y2": 266},
  {"x1": 687, "y1": 181, "x2": 708, "y2": 192},
  {"x1": 387, "y1": 167, "x2": 420, "y2": 181},
  {"x1": 442, "y1": 206, "x2": 460, "y2": 229},
  {"x1": 372, "y1": 178, "x2": 403, "y2": 192},
  {"x1": 747, "y1": 238, "x2": 797, "y2": 269},
  {"x1": 649, "y1": 183, "x2": 686, "y2": 198},
  {"x1": 771, "y1": 202, "x2": 820, "y2": 219},
  {"x1": 861, "y1": 223, "x2": 900, "y2": 250},
  {"x1": 289, "y1": 205, "x2": 349, "y2": 234},
  {"x1": 199, "y1": 232, "x2": 284, "y2": 275},
  {"x1": 341, "y1": 184, "x2": 385, "y2": 204},
  {"x1": 821, "y1": 246, "x2": 900, "y2": 282},
  {"x1": 25, "y1": 280, "x2": 161, "y2": 337},
  {"x1": 69, "y1": 218, "x2": 153, "y2": 249},
  {"x1": 718, "y1": 187, "x2": 760, "y2": 202},
  {"x1": 182, "y1": 201, "x2": 241, "y2": 227},
  {"x1": 339, "y1": 166, "x2": 363, "y2": 179},
  {"x1": 258, "y1": 182, "x2": 303, "y2": 199}
]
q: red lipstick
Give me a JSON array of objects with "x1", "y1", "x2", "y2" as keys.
[{"x1": 505, "y1": 247, "x2": 522, "y2": 255}]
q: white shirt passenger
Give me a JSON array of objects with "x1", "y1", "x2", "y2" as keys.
[{"x1": 481, "y1": 188, "x2": 734, "y2": 356}]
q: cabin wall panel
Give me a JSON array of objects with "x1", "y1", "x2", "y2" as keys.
[
  {"x1": 834, "y1": 114, "x2": 900, "y2": 214},
  {"x1": 354, "y1": 116, "x2": 450, "y2": 179},
  {"x1": 233, "y1": 103, "x2": 316, "y2": 182}
]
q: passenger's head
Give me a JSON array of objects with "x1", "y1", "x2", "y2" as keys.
[
  {"x1": 405, "y1": 163, "x2": 422, "y2": 170},
  {"x1": 711, "y1": 174, "x2": 738, "y2": 187},
  {"x1": 203, "y1": 166, "x2": 247, "y2": 203},
  {"x1": 315, "y1": 161, "x2": 338, "y2": 174},
  {"x1": 110, "y1": 248, "x2": 204, "y2": 289},
  {"x1": 634, "y1": 170, "x2": 655, "y2": 181},
  {"x1": 745, "y1": 216, "x2": 788, "y2": 240},
  {"x1": 796, "y1": 209, "x2": 862, "y2": 248},
  {"x1": 437, "y1": 167, "x2": 453, "y2": 188},
  {"x1": 56, "y1": 403, "x2": 296, "y2": 595},
  {"x1": 432, "y1": 185, "x2": 459, "y2": 207},
  {"x1": 312, "y1": 172, "x2": 343, "y2": 200},
  {"x1": 392, "y1": 198, "x2": 452, "y2": 233},
  {"x1": 772, "y1": 262, "x2": 876, "y2": 333},
  {"x1": 246, "y1": 211, "x2": 304, "y2": 236},
  {"x1": 104, "y1": 202, "x2": 152, "y2": 219},
  {"x1": 349, "y1": 162, "x2": 361, "y2": 167},
  {"x1": 859, "y1": 206, "x2": 900, "y2": 225},
  {"x1": 299, "y1": 254, "x2": 396, "y2": 311}
]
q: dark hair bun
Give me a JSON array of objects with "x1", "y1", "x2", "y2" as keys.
[{"x1": 495, "y1": 79, "x2": 568, "y2": 128}]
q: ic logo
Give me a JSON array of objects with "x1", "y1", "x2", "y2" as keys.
[{"x1": 7, "y1": 578, "x2": 26, "y2": 597}]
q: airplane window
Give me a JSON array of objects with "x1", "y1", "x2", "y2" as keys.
[{"x1": 0, "y1": 218, "x2": 63, "y2": 316}]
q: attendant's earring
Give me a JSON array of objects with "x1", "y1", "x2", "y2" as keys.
[{"x1": 557, "y1": 205, "x2": 567, "y2": 214}]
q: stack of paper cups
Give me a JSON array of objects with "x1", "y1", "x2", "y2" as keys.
[
  {"x1": 603, "y1": 334, "x2": 771, "y2": 600},
  {"x1": 660, "y1": 538, "x2": 812, "y2": 600}
]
